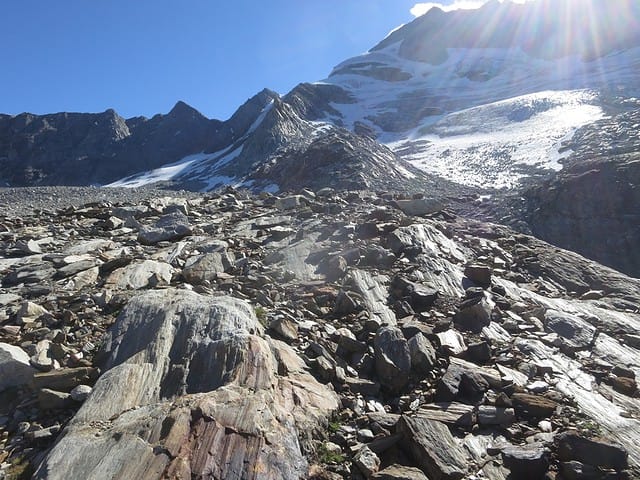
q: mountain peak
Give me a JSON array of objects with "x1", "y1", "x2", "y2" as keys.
[{"x1": 168, "y1": 100, "x2": 207, "y2": 120}]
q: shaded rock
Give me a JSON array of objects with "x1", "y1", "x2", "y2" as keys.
[
  {"x1": 501, "y1": 443, "x2": 549, "y2": 480},
  {"x1": 38, "y1": 388, "x2": 72, "y2": 410},
  {"x1": 464, "y1": 264, "x2": 492, "y2": 288},
  {"x1": 374, "y1": 326, "x2": 411, "y2": 391},
  {"x1": 16, "y1": 239, "x2": 43, "y2": 255},
  {"x1": 610, "y1": 376, "x2": 637, "y2": 396},
  {"x1": 33, "y1": 367, "x2": 97, "y2": 391},
  {"x1": 557, "y1": 432, "x2": 628, "y2": 471},
  {"x1": 560, "y1": 460, "x2": 620, "y2": 480},
  {"x1": 391, "y1": 277, "x2": 439, "y2": 312},
  {"x1": 398, "y1": 416, "x2": 469, "y2": 480},
  {"x1": 138, "y1": 211, "x2": 192, "y2": 245},
  {"x1": 334, "y1": 290, "x2": 359, "y2": 315},
  {"x1": 0, "y1": 343, "x2": 35, "y2": 391},
  {"x1": 269, "y1": 316, "x2": 299, "y2": 342},
  {"x1": 477, "y1": 406, "x2": 515, "y2": 426},
  {"x1": 16, "y1": 301, "x2": 50, "y2": 325}
]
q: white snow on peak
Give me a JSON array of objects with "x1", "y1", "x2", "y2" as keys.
[
  {"x1": 105, "y1": 100, "x2": 275, "y2": 191},
  {"x1": 105, "y1": 153, "x2": 209, "y2": 188},
  {"x1": 319, "y1": 44, "x2": 640, "y2": 189}
]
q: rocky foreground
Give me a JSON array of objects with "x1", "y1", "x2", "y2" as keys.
[{"x1": 0, "y1": 187, "x2": 639, "y2": 479}]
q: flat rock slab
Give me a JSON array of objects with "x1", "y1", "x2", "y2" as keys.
[
  {"x1": 398, "y1": 415, "x2": 469, "y2": 480},
  {"x1": 544, "y1": 309, "x2": 597, "y2": 351},
  {"x1": 372, "y1": 464, "x2": 429, "y2": 480}
]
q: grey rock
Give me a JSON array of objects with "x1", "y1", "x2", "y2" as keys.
[
  {"x1": 398, "y1": 416, "x2": 469, "y2": 480},
  {"x1": 70, "y1": 385, "x2": 93, "y2": 402},
  {"x1": 436, "y1": 329, "x2": 467, "y2": 356},
  {"x1": 275, "y1": 195, "x2": 307, "y2": 210},
  {"x1": 38, "y1": 388, "x2": 72, "y2": 410},
  {"x1": 374, "y1": 326, "x2": 411, "y2": 391},
  {"x1": 557, "y1": 431, "x2": 628, "y2": 470},
  {"x1": 454, "y1": 295, "x2": 492, "y2": 333},
  {"x1": 501, "y1": 443, "x2": 549, "y2": 480},
  {"x1": 182, "y1": 251, "x2": 235, "y2": 284},
  {"x1": 34, "y1": 289, "x2": 338, "y2": 480},
  {"x1": 0, "y1": 343, "x2": 35, "y2": 391},
  {"x1": 477, "y1": 406, "x2": 515, "y2": 426},
  {"x1": 417, "y1": 402, "x2": 475, "y2": 427},
  {"x1": 544, "y1": 309, "x2": 597, "y2": 352},
  {"x1": 106, "y1": 260, "x2": 173, "y2": 290},
  {"x1": 30, "y1": 340, "x2": 55, "y2": 371},
  {"x1": 394, "y1": 198, "x2": 446, "y2": 216},
  {"x1": 138, "y1": 211, "x2": 192, "y2": 245},
  {"x1": 354, "y1": 445, "x2": 381, "y2": 477},
  {"x1": 408, "y1": 333, "x2": 437, "y2": 374}
]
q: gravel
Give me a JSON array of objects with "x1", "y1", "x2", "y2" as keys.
[{"x1": 0, "y1": 186, "x2": 201, "y2": 217}]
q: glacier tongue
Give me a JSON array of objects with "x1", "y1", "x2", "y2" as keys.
[{"x1": 390, "y1": 90, "x2": 606, "y2": 189}]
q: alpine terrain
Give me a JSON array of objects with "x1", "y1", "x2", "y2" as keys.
[{"x1": 0, "y1": 0, "x2": 639, "y2": 479}]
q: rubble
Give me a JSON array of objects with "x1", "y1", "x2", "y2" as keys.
[{"x1": 0, "y1": 186, "x2": 639, "y2": 478}]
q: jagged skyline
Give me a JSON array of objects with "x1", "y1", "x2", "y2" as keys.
[{"x1": 1, "y1": 0, "x2": 450, "y2": 121}]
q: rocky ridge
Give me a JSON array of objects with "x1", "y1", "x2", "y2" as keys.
[{"x1": 0, "y1": 187, "x2": 639, "y2": 479}]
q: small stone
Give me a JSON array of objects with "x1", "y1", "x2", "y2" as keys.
[
  {"x1": 454, "y1": 296, "x2": 492, "y2": 333},
  {"x1": 269, "y1": 317, "x2": 298, "y2": 342},
  {"x1": 477, "y1": 406, "x2": 515, "y2": 426},
  {"x1": 0, "y1": 343, "x2": 35, "y2": 391},
  {"x1": 353, "y1": 445, "x2": 380, "y2": 477},
  {"x1": 70, "y1": 385, "x2": 93, "y2": 402},
  {"x1": 464, "y1": 264, "x2": 492, "y2": 288}
]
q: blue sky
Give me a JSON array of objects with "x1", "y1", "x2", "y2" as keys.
[{"x1": 1, "y1": 1, "x2": 461, "y2": 120}]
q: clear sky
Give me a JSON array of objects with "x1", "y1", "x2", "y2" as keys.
[{"x1": 1, "y1": 1, "x2": 461, "y2": 120}]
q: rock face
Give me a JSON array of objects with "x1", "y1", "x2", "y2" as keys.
[
  {"x1": 34, "y1": 289, "x2": 338, "y2": 479},
  {"x1": 524, "y1": 150, "x2": 640, "y2": 278}
]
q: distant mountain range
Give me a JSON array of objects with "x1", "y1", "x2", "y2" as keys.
[{"x1": 1, "y1": 0, "x2": 639, "y2": 275}]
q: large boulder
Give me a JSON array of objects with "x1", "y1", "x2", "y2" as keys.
[{"x1": 33, "y1": 289, "x2": 338, "y2": 480}]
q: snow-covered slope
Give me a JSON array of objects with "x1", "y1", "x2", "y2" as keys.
[{"x1": 307, "y1": 0, "x2": 640, "y2": 189}]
